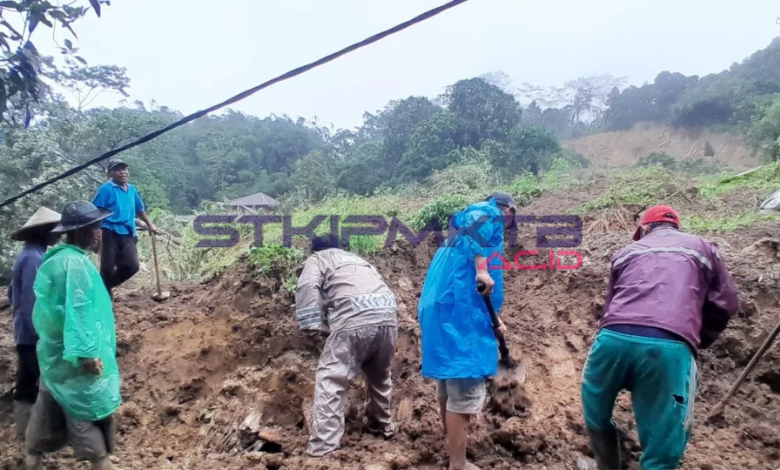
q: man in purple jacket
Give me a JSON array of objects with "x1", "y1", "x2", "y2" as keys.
[{"x1": 581, "y1": 205, "x2": 738, "y2": 470}]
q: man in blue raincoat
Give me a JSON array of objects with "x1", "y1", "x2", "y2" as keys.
[{"x1": 418, "y1": 191, "x2": 517, "y2": 470}]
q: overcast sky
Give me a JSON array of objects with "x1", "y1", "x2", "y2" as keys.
[{"x1": 38, "y1": 0, "x2": 780, "y2": 131}]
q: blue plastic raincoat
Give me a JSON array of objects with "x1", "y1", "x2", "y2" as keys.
[
  {"x1": 32, "y1": 243, "x2": 121, "y2": 422},
  {"x1": 418, "y1": 198, "x2": 506, "y2": 380}
]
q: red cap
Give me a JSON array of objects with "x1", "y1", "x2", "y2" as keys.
[{"x1": 632, "y1": 205, "x2": 680, "y2": 241}]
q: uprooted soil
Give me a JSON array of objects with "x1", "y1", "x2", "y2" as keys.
[{"x1": 2, "y1": 193, "x2": 780, "y2": 469}]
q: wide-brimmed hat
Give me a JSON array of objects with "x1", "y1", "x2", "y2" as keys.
[
  {"x1": 10, "y1": 207, "x2": 62, "y2": 241},
  {"x1": 51, "y1": 201, "x2": 113, "y2": 234}
]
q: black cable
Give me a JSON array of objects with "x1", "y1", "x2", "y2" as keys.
[{"x1": 0, "y1": 0, "x2": 471, "y2": 209}]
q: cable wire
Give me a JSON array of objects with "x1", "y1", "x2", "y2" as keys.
[{"x1": 0, "y1": 0, "x2": 471, "y2": 209}]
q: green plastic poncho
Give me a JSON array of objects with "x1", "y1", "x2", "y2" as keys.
[{"x1": 32, "y1": 243, "x2": 121, "y2": 422}]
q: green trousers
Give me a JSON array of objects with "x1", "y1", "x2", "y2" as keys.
[{"x1": 581, "y1": 329, "x2": 698, "y2": 470}]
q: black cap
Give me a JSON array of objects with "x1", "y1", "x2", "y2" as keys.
[
  {"x1": 107, "y1": 159, "x2": 128, "y2": 171},
  {"x1": 486, "y1": 191, "x2": 517, "y2": 212},
  {"x1": 51, "y1": 201, "x2": 113, "y2": 233}
]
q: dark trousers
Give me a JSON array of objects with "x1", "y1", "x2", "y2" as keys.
[
  {"x1": 14, "y1": 345, "x2": 39, "y2": 404},
  {"x1": 100, "y1": 229, "x2": 139, "y2": 295}
]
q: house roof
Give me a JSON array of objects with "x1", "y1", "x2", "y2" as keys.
[{"x1": 228, "y1": 192, "x2": 279, "y2": 207}]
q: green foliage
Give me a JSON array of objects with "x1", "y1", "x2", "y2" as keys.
[
  {"x1": 397, "y1": 111, "x2": 460, "y2": 182},
  {"x1": 248, "y1": 244, "x2": 304, "y2": 277},
  {"x1": 0, "y1": 0, "x2": 106, "y2": 123},
  {"x1": 409, "y1": 194, "x2": 470, "y2": 231},
  {"x1": 507, "y1": 173, "x2": 542, "y2": 206},
  {"x1": 635, "y1": 151, "x2": 725, "y2": 176},
  {"x1": 636, "y1": 151, "x2": 677, "y2": 169},
  {"x1": 336, "y1": 139, "x2": 386, "y2": 195},
  {"x1": 288, "y1": 150, "x2": 337, "y2": 205},
  {"x1": 697, "y1": 162, "x2": 780, "y2": 198},
  {"x1": 554, "y1": 148, "x2": 591, "y2": 169},
  {"x1": 506, "y1": 157, "x2": 582, "y2": 207},
  {"x1": 748, "y1": 96, "x2": 780, "y2": 161},
  {"x1": 498, "y1": 125, "x2": 561, "y2": 176},
  {"x1": 683, "y1": 211, "x2": 777, "y2": 233},
  {"x1": 427, "y1": 163, "x2": 495, "y2": 198},
  {"x1": 382, "y1": 96, "x2": 440, "y2": 167},
  {"x1": 443, "y1": 78, "x2": 522, "y2": 147},
  {"x1": 577, "y1": 166, "x2": 684, "y2": 212},
  {"x1": 601, "y1": 38, "x2": 780, "y2": 139},
  {"x1": 677, "y1": 158, "x2": 726, "y2": 176}
]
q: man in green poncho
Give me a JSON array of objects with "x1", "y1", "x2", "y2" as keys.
[{"x1": 25, "y1": 201, "x2": 121, "y2": 470}]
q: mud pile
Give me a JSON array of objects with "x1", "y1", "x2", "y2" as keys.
[{"x1": 1, "y1": 201, "x2": 780, "y2": 469}]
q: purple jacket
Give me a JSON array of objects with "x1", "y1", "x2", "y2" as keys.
[{"x1": 600, "y1": 226, "x2": 738, "y2": 351}]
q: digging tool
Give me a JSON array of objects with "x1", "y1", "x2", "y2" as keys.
[
  {"x1": 149, "y1": 232, "x2": 170, "y2": 302},
  {"x1": 707, "y1": 314, "x2": 780, "y2": 422},
  {"x1": 477, "y1": 281, "x2": 527, "y2": 384}
]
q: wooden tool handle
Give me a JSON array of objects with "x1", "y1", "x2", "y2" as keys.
[
  {"x1": 708, "y1": 315, "x2": 780, "y2": 420},
  {"x1": 150, "y1": 233, "x2": 162, "y2": 296},
  {"x1": 477, "y1": 281, "x2": 512, "y2": 365}
]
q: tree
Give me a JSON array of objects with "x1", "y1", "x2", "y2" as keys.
[
  {"x1": 0, "y1": 0, "x2": 108, "y2": 123},
  {"x1": 381, "y1": 96, "x2": 440, "y2": 172},
  {"x1": 336, "y1": 139, "x2": 387, "y2": 195},
  {"x1": 749, "y1": 97, "x2": 780, "y2": 161},
  {"x1": 289, "y1": 150, "x2": 336, "y2": 203},
  {"x1": 443, "y1": 77, "x2": 522, "y2": 147},
  {"x1": 397, "y1": 111, "x2": 460, "y2": 181},
  {"x1": 51, "y1": 62, "x2": 130, "y2": 111},
  {"x1": 496, "y1": 126, "x2": 561, "y2": 177},
  {"x1": 524, "y1": 100, "x2": 544, "y2": 127}
]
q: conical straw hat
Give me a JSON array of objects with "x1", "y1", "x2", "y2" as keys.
[{"x1": 11, "y1": 207, "x2": 62, "y2": 241}]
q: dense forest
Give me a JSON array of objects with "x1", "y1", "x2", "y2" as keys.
[
  {"x1": 0, "y1": 72, "x2": 585, "y2": 215},
  {"x1": 510, "y1": 38, "x2": 780, "y2": 160},
  {"x1": 0, "y1": 14, "x2": 778, "y2": 222}
]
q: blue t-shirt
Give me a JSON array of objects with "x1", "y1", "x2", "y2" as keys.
[{"x1": 92, "y1": 181, "x2": 146, "y2": 237}]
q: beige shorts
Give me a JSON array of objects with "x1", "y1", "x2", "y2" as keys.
[
  {"x1": 26, "y1": 383, "x2": 115, "y2": 462},
  {"x1": 437, "y1": 378, "x2": 486, "y2": 415}
]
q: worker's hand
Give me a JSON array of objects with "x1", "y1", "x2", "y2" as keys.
[
  {"x1": 80, "y1": 358, "x2": 103, "y2": 375},
  {"x1": 495, "y1": 317, "x2": 507, "y2": 335},
  {"x1": 148, "y1": 223, "x2": 160, "y2": 235},
  {"x1": 476, "y1": 270, "x2": 494, "y2": 296}
]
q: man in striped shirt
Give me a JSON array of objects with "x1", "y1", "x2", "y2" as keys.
[{"x1": 295, "y1": 239, "x2": 399, "y2": 458}]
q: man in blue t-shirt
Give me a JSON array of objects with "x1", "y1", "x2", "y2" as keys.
[{"x1": 92, "y1": 159, "x2": 158, "y2": 298}]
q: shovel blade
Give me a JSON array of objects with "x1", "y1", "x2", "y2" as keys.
[
  {"x1": 152, "y1": 291, "x2": 171, "y2": 302},
  {"x1": 498, "y1": 360, "x2": 527, "y2": 384}
]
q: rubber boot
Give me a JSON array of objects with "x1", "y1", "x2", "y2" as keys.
[
  {"x1": 92, "y1": 456, "x2": 115, "y2": 470},
  {"x1": 25, "y1": 454, "x2": 43, "y2": 470},
  {"x1": 13, "y1": 401, "x2": 33, "y2": 442},
  {"x1": 587, "y1": 428, "x2": 621, "y2": 470}
]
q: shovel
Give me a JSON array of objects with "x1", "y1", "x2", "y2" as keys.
[
  {"x1": 149, "y1": 232, "x2": 170, "y2": 302},
  {"x1": 477, "y1": 282, "x2": 526, "y2": 384}
]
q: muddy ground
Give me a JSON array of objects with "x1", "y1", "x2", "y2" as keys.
[{"x1": 2, "y1": 189, "x2": 780, "y2": 470}]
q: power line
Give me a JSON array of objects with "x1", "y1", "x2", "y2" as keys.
[{"x1": 0, "y1": 0, "x2": 471, "y2": 209}]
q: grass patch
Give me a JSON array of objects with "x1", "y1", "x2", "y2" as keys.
[
  {"x1": 248, "y1": 244, "x2": 305, "y2": 276},
  {"x1": 506, "y1": 157, "x2": 585, "y2": 206},
  {"x1": 409, "y1": 194, "x2": 470, "y2": 231},
  {"x1": 575, "y1": 166, "x2": 685, "y2": 213},
  {"x1": 697, "y1": 162, "x2": 780, "y2": 198},
  {"x1": 683, "y1": 212, "x2": 778, "y2": 233}
]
